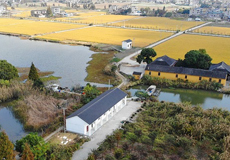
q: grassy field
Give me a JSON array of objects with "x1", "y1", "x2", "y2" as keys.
[
  {"x1": 194, "y1": 26, "x2": 230, "y2": 35},
  {"x1": 39, "y1": 26, "x2": 172, "y2": 47},
  {"x1": 57, "y1": 15, "x2": 137, "y2": 24},
  {"x1": 154, "y1": 34, "x2": 230, "y2": 64},
  {"x1": 110, "y1": 17, "x2": 204, "y2": 31},
  {"x1": 85, "y1": 52, "x2": 117, "y2": 84},
  {"x1": 0, "y1": 18, "x2": 84, "y2": 35}
]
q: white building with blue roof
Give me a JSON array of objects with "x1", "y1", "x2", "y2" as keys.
[{"x1": 66, "y1": 88, "x2": 127, "y2": 136}]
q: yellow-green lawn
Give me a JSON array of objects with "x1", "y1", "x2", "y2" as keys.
[
  {"x1": 0, "y1": 18, "x2": 84, "y2": 35},
  {"x1": 111, "y1": 17, "x2": 204, "y2": 31},
  {"x1": 39, "y1": 26, "x2": 172, "y2": 47},
  {"x1": 154, "y1": 34, "x2": 230, "y2": 64},
  {"x1": 194, "y1": 26, "x2": 230, "y2": 35}
]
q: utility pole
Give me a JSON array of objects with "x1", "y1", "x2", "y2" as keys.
[
  {"x1": 108, "y1": 79, "x2": 110, "y2": 90},
  {"x1": 63, "y1": 100, "x2": 68, "y2": 133}
]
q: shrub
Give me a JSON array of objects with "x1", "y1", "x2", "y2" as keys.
[{"x1": 114, "y1": 148, "x2": 123, "y2": 159}]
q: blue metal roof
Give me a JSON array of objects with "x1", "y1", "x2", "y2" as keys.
[
  {"x1": 67, "y1": 88, "x2": 127, "y2": 124},
  {"x1": 151, "y1": 55, "x2": 177, "y2": 66},
  {"x1": 209, "y1": 61, "x2": 230, "y2": 74}
]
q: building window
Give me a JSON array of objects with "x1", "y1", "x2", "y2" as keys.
[
  {"x1": 91, "y1": 124, "x2": 93, "y2": 128},
  {"x1": 86, "y1": 126, "x2": 89, "y2": 132},
  {"x1": 209, "y1": 78, "x2": 212, "y2": 82},
  {"x1": 158, "y1": 72, "x2": 161, "y2": 76},
  {"x1": 199, "y1": 77, "x2": 202, "y2": 80},
  {"x1": 185, "y1": 75, "x2": 187, "y2": 79},
  {"x1": 219, "y1": 79, "x2": 221, "y2": 83},
  {"x1": 149, "y1": 71, "x2": 151, "y2": 75},
  {"x1": 176, "y1": 74, "x2": 178, "y2": 78}
]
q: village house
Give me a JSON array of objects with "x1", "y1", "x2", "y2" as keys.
[
  {"x1": 122, "y1": 39, "x2": 132, "y2": 49},
  {"x1": 0, "y1": 5, "x2": 7, "y2": 16},
  {"x1": 189, "y1": 8, "x2": 205, "y2": 16},
  {"x1": 66, "y1": 88, "x2": 127, "y2": 136},
  {"x1": 31, "y1": 10, "x2": 47, "y2": 17},
  {"x1": 109, "y1": 5, "x2": 118, "y2": 14},
  {"x1": 144, "y1": 56, "x2": 228, "y2": 86},
  {"x1": 51, "y1": 7, "x2": 61, "y2": 15}
]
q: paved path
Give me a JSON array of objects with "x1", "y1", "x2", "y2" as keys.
[
  {"x1": 72, "y1": 101, "x2": 142, "y2": 160},
  {"x1": 31, "y1": 25, "x2": 93, "y2": 38},
  {"x1": 116, "y1": 70, "x2": 129, "y2": 88}
]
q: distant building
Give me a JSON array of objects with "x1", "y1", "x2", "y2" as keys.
[
  {"x1": 207, "y1": 9, "x2": 223, "y2": 20},
  {"x1": 66, "y1": 88, "x2": 127, "y2": 136},
  {"x1": 51, "y1": 7, "x2": 61, "y2": 15},
  {"x1": 31, "y1": 10, "x2": 47, "y2": 17},
  {"x1": 122, "y1": 39, "x2": 132, "y2": 49},
  {"x1": 0, "y1": 5, "x2": 7, "y2": 16},
  {"x1": 189, "y1": 8, "x2": 204, "y2": 16},
  {"x1": 109, "y1": 5, "x2": 118, "y2": 14}
]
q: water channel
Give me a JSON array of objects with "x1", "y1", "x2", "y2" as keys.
[{"x1": 128, "y1": 86, "x2": 230, "y2": 110}]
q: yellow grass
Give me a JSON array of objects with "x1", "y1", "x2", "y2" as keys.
[
  {"x1": 57, "y1": 15, "x2": 136, "y2": 24},
  {"x1": 13, "y1": 11, "x2": 31, "y2": 17},
  {"x1": 0, "y1": 18, "x2": 84, "y2": 35},
  {"x1": 110, "y1": 17, "x2": 204, "y2": 31},
  {"x1": 39, "y1": 26, "x2": 172, "y2": 47},
  {"x1": 194, "y1": 26, "x2": 230, "y2": 35},
  {"x1": 154, "y1": 34, "x2": 230, "y2": 64}
]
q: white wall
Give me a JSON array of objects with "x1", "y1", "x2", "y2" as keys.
[
  {"x1": 67, "y1": 96, "x2": 127, "y2": 136},
  {"x1": 66, "y1": 116, "x2": 88, "y2": 135},
  {"x1": 122, "y1": 42, "x2": 132, "y2": 49}
]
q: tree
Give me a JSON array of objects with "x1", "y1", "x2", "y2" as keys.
[
  {"x1": 46, "y1": 6, "x2": 53, "y2": 17},
  {"x1": 15, "y1": 132, "x2": 44, "y2": 153},
  {"x1": 136, "y1": 48, "x2": 157, "y2": 64},
  {"x1": 0, "y1": 60, "x2": 18, "y2": 80},
  {"x1": 176, "y1": 49, "x2": 212, "y2": 69},
  {"x1": 165, "y1": 12, "x2": 172, "y2": 17},
  {"x1": 28, "y1": 62, "x2": 39, "y2": 81},
  {"x1": 16, "y1": 133, "x2": 49, "y2": 160},
  {"x1": 82, "y1": 83, "x2": 101, "y2": 104},
  {"x1": 21, "y1": 143, "x2": 34, "y2": 160},
  {"x1": 184, "y1": 49, "x2": 212, "y2": 69},
  {"x1": 0, "y1": 131, "x2": 15, "y2": 160}
]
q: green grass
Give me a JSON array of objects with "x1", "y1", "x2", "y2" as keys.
[
  {"x1": 40, "y1": 75, "x2": 61, "y2": 82},
  {"x1": 85, "y1": 52, "x2": 117, "y2": 84},
  {"x1": 110, "y1": 57, "x2": 121, "y2": 63}
]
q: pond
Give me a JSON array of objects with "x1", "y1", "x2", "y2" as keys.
[
  {"x1": 128, "y1": 86, "x2": 230, "y2": 111},
  {"x1": 0, "y1": 106, "x2": 28, "y2": 143},
  {"x1": 0, "y1": 34, "x2": 110, "y2": 141},
  {"x1": 0, "y1": 34, "x2": 109, "y2": 88}
]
